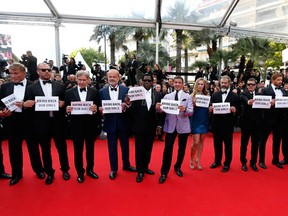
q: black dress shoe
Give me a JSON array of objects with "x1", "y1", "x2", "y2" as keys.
[
  {"x1": 36, "y1": 172, "x2": 46, "y2": 179},
  {"x1": 272, "y1": 162, "x2": 284, "y2": 169},
  {"x1": 122, "y1": 166, "x2": 137, "y2": 172},
  {"x1": 250, "y1": 164, "x2": 258, "y2": 172},
  {"x1": 145, "y1": 168, "x2": 155, "y2": 175},
  {"x1": 0, "y1": 172, "x2": 12, "y2": 179},
  {"x1": 136, "y1": 173, "x2": 144, "y2": 183},
  {"x1": 77, "y1": 175, "x2": 84, "y2": 183},
  {"x1": 10, "y1": 176, "x2": 22, "y2": 186},
  {"x1": 174, "y1": 168, "x2": 183, "y2": 177},
  {"x1": 87, "y1": 170, "x2": 99, "y2": 179},
  {"x1": 259, "y1": 163, "x2": 267, "y2": 169},
  {"x1": 241, "y1": 164, "x2": 248, "y2": 172},
  {"x1": 109, "y1": 171, "x2": 117, "y2": 180},
  {"x1": 63, "y1": 171, "x2": 70, "y2": 180},
  {"x1": 45, "y1": 175, "x2": 54, "y2": 185},
  {"x1": 159, "y1": 174, "x2": 167, "y2": 184},
  {"x1": 221, "y1": 166, "x2": 230, "y2": 172},
  {"x1": 210, "y1": 163, "x2": 221, "y2": 169},
  {"x1": 280, "y1": 160, "x2": 288, "y2": 165}
]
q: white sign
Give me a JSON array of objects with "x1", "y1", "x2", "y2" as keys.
[
  {"x1": 102, "y1": 100, "x2": 122, "y2": 114},
  {"x1": 195, "y1": 95, "x2": 210, "y2": 108},
  {"x1": 1, "y1": 93, "x2": 18, "y2": 111},
  {"x1": 213, "y1": 102, "x2": 231, "y2": 114},
  {"x1": 35, "y1": 96, "x2": 59, "y2": 111},
  {"x1": 71, "y1": 101, "x2": 93, "y2": 115},
  {"x1": 161, "y1": 99, "x2": 180, "y2": 115},
  {"x1": 282, "y1": 48, "x2": 288, "y2": 63},
  {"x1": 252, "y1": 95, "x2": 272, "y2": 109},
  {"x1": 128, "y1": 86, "x2": 146, "y2": 101},
  {"x1": 275, "y1": 96, "x2": 288, "y2": 108}
]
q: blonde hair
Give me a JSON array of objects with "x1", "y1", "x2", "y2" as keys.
[{"x1": 191, "y1": 78, "x2": 209, "y2": 98}]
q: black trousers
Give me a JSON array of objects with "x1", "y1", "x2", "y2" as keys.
[
  {"x1": 135, "y1": 130, "x2": 154, "y2": 173},
  {"x1": 259, "y1": 126, "x2": 281, "y2": 164},
  {"x1": 240, "y1": 127, "x2": 259, "y2": 165},
  {"x1": 160, "y1": 130, "x2": 189, "y2": 175},
  {"x1": 0, "y1": 141, "x2": 4, "y2": 173},
  {"x1": 213, "y1": 131, "x2": 233, "y2": 167}
]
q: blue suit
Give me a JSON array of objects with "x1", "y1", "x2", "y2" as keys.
[{"x1": 99, "y1": 85, "x2": 131, "y2": 171}]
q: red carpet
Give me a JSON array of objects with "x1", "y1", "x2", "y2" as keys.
[{"x1": 0, "y1": 132, "x2": 287, "y2": 216}]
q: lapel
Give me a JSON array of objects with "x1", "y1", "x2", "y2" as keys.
[
  {"x1": 104, "y1": 87, "x2": 111, "y2": 100},
  {"x1": 86, "y1": 87, "x2": 92, "y2": 101},
  {"x1": 51, "y1": 81, "x2": 57, "y2": 96},
  {"x1": 35, "y1": 80, "x2": 45, "y2": 96},
  {"x1": 6, "y1": 83, "x2": 14, "y2": 95},
  {"x1": 117, "y1": 85, "x2": 122, "y2": 101},
  {"x1": 73, "y1": 87, "x2": 81, "y2": 101}
]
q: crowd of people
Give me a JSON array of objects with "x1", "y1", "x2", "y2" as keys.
[{"x1": 1, "y1": 51, "x2": 288, "y2": 186}]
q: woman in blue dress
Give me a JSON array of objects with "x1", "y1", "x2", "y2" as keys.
[{"x1": 189, "y1": 78, "x2": 210, "y2": 170}]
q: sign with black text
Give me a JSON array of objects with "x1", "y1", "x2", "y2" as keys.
[
  {"x1": 195, "y1": 95, "x2": 210, "y2": 108},
  {"x1": 71, "y1": 101, "x2": 93, "y2": 115},
  {"x1": 102, "y1": 100, "x2": 122, "y2": 114},
  {"x1": 212, "y1": 102, "x2": 230, "y2": 114},
  {"x1": 252, "y1": 95, "x2": 271, "y2": 109},
  {"x1": 35, "y1": 96, "x2": 59, "y2": 111},
  {"x1": 161, "y1": 99, "x2": 180, "y2": 115}
]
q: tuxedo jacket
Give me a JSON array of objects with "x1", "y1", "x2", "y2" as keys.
[
  {"x1": 261, "y1": 85, "x2": 287, "y2": 127},
  {"x1": 239, "y1": 90, "x2": 262, "y2": 129},
  {"x1": 65, "y1": 86, "x2": 99, "y2": 136},
  {"x1": 99, "y1": 85, "x2": 130, "y2": 133},
  {"x1": 130, "y1": 89, "x2": 163, "y2": 133},
  {"x1": 0, "y1": 80, "x2": 34, "y2": 128},
  {"x1": 162, "y1": 91, "x2": 193, "y2": 134},
  {"x1": 26, "y1": 80, "x2": 66, "y2": 118},
  {"x1": 210, "y1": 90, "x2": 239, "y2": 133}
]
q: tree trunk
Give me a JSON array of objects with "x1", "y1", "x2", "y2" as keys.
[
  {"x1": 184, "y1": 48, "x2": 188, "y2": 83},
  {"x1": 176, "y1": 29, "x2": 182, "y2": 72},
  {"x1": 110, "y1": 36, "x2": 116, "y2": 65},
  {"x1": 239, "y1": 55, "x2": 245, "y2": 74}
]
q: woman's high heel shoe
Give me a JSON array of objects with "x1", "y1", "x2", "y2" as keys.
[
  {"x1": 190, "y1": 160, "x2": 194, "y2": 169},
  {"x1": 196, "y1": 158, "x2": 202, "y2": 170}
]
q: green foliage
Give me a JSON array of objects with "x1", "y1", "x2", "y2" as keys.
[
  {"x1": 70, "y1": 48, "x2": 105, "y2": 68},
  {"x1": 192, "y1": 60, "x2": 208, "y2": 70}
]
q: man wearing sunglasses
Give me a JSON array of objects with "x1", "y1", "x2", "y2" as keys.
[
  {"x1": 129, "y1": 73, "x2": 163, "y2": 183},
  {"x1": 239, "y1": 78, "x2": 262, "y2": 172},
  {"x1": 23, "y1": 62, "x2": 70, "y2": 185}
]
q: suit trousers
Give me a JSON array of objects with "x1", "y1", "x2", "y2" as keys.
[
  {"x1": 0, "y1": 142, "x2": 4, "y2": 173},
  {"x1": 107, "y1": 130, "x2": 130, "y2": 172},
  {"x1": 213, "y1": 131, "x2": 233, "y2": 167},
  {"x1": 240, "y1": 127, "x2": 259, "y2": 165},
  {"x1": 72, "y1": 136, "x2": 95, "y2": 175},
  {"x1": 135, "y1": 130, "x2": 154, "y2": 173},
  {"x1": 259, "y1": 126, "x2": 281, "y2": 164},
  {"x1": 161, "y1": 130, "x2": 189, "y2": 175}
]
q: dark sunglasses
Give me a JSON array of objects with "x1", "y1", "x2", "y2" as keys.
[
  {"x1": 39, "y1": 68, "x2": 51, "y2": 72},
  {"x1": 143, "y1": 79, "x2": 152, "y2": 82},
  {"x1": 247, "y1": 83, "x2": 256, "y2": 86}
]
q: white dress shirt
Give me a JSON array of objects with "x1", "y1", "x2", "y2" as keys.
[{"x1": 13, "y1": 78, "x2": 27, "y2": 112}]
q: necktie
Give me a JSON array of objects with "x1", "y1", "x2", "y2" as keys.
[
  {"x1": 175, "y1": 90, "x2": 179, "y2": 101},
  {"x1": 275, "y1": 87, "x2": 281, "y2": 90},
  {"x1": 110, "y1": 87, "x2": 117, "y2": 91},
  {"x1": 80, "y1": 88, "x2": 86, "y2": 92},
  {"x1": 43, "y1": 80, "x2": 52, "y2": 85},
  {"x1": 14, "y1": 82, "x2": 23, "y2": 86},
  {"x1": 221, "y1": 91, "x2": 227, "y2": 94}
]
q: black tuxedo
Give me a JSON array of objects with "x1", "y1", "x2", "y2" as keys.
[
  {"x1": 65, "y1": 86, "x2": 99, "y2": 175},
  {"x1": 130, "y1": 89, "x2": 162, "y2": 173},
  {"x1": 0, "y1": 80, "x2": 34, "y2": 178},
  {"x1": 259, "y1": 86, "x2": 287, "y2": 164},
  {"x1": 26, "y1": 80, "x2": 69, "y2": 176},
  {"x1": 211, "y1": 90, "x2": 239, "y2": 167},
  {"x1": 239, "y1": 90, "x2": 262, "y2": 165}
]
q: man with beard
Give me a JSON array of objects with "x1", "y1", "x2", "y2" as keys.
[{"x1": 209, "y1": 75, "x2": 239, "y2": 172}]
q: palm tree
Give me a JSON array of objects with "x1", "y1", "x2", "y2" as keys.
[
  {"x1": 210, "y1": 50, "x2": 238, "y2": 68},
  {"x1": 137, "y1": 41, "x2": 170, "y2": 68},
  {"x1": 90, "y1": 25, "x2": 127, "y2": 65},
  {"x1": 167, "y1": 1, "x2": 198, "y2": 72}
]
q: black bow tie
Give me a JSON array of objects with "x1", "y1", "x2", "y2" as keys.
[
  {"x1": 43, "y1": 80, "x2": 52, "y2": 85},
  {"x1": 275, "y1": 87, "x2": 282, "y2": 90},
  {"x1": 80, "y1": 88, "x2": 86, "y2": 92},
  {"x1": 14, "y1": 82, "x2": 23, "y2": 86},
  {"x1": 110, "y1": 87, "x2": 117, "y2": 91},
  {"x1": 221, "y1": 91, "x2": 227, "y2": 94}
]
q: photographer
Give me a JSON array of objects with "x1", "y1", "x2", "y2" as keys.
[
  {"x1": 91, "y1": 63, "x2": 105, "y2": 90},
  {"x1": 25, "y1": 51, "x2": 38, "y2": 81}
]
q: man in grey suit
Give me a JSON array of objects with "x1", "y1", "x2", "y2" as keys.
[{"x1": 156, "y1": 76, "x2": 193, "y2": 183}]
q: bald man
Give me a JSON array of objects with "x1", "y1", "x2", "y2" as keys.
[{"x1": 99, "y1": 69, "x2": 136, "y2": 180}]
